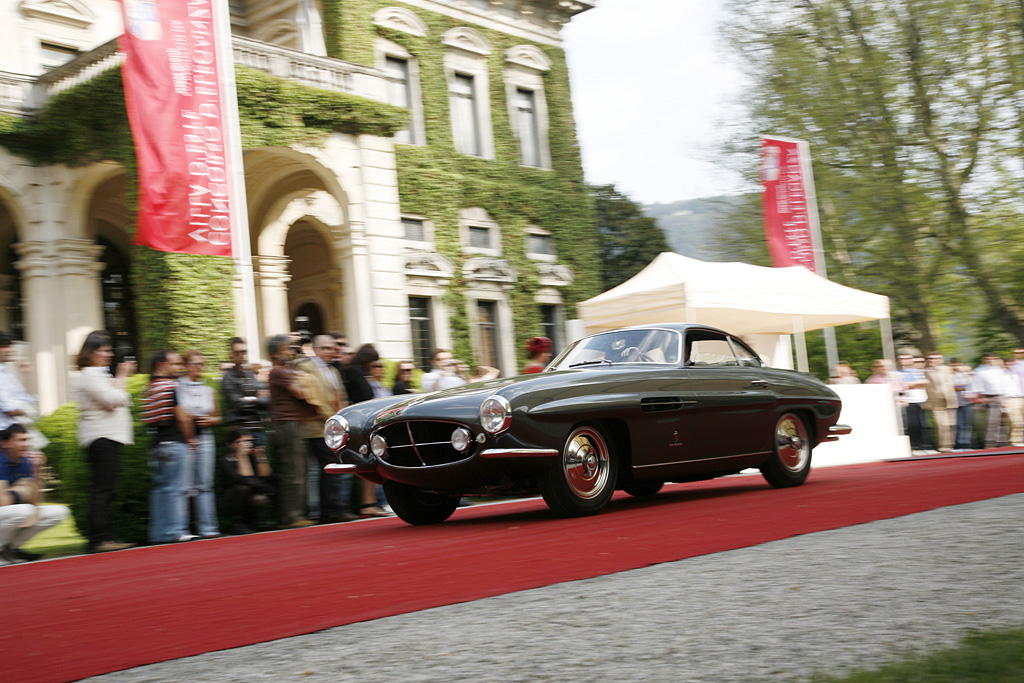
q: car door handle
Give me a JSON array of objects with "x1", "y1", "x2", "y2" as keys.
[{"x1": 750, "y1": 380, "x2": 769, "y2": 387}]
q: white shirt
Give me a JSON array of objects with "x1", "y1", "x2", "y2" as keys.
[
  {"x1": 75, "y1": 366, "x2": 134, "y2": 447},
  {"x1": 0, "y1": 363, "x2": 35, "y2": 431},
  {"x1": 420, "y1": 369, "x2": 443, "y2": 393},
  {"x1": 973, "y1": 364, "x2": 1011, "y2": 397}
]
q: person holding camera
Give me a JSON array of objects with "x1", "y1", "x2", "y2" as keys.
[
  {"x1": 420, "y1": 349, "x2": 462, "y2": 393},
  {"x1": 75, "y1": 330, "x2": 136, "y2": 553}
]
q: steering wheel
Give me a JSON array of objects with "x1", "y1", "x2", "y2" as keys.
[{"x1": 621, "y1": 346, "x2": 644, "y2": 362}]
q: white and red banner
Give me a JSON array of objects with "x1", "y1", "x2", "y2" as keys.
[
  {"x1": 761, "y1": 137, "x2": 821, "y2": 273},
  {"x1": 120, "y1": 0, "x2": 233, "y2": 256}
]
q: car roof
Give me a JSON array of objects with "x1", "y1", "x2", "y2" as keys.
[{"x1": 596, "y1": 323, "x2": 731, "y2": 336}]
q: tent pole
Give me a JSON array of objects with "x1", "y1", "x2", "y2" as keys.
[
  {"x1": 880, "y1": 317, "x2": 897, "y2": 366},
  {"x1": 794, "y1": 316, "x2": 809, "y2": 373},
  {"x1": 823, "y1": 326, "x2": 838, "y2": 377}
]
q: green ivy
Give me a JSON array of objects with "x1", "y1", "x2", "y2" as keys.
[
  {"x1": 0, "y1": 2, "x2": 599, "y2": 371},
  {"x1": 0, "y1": 65, "x2": 406, "y2": 363},
  {"x1": 338, "y1": 0, "x2": 600, "y2": 366}
]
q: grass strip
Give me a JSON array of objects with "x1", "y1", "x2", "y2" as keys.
[{"x1": 804, "y1": 627, "x2": 1024, "y2": 682}]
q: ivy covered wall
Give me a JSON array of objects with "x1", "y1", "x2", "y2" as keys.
[
  {"x1": 331, "y1": 0, "x2": 600, "y2": 365},
  {"x1": 0, "y1": 1, "x2": 598, "y2": 368},
  {"x1": 0, "y1": 65, "x2": 405, "y2": 364}
]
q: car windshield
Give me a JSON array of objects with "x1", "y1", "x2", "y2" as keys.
[{"x1": 550, "y1": 328, "x2": 682, "y2": 370}]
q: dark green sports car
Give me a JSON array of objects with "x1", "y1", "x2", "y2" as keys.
[{"x1": 324, "y1": 324, "x2": 850, "y2": 525}]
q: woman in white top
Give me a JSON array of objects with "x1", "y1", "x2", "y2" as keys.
[
  {"x1": 75, "y1": 330, "x2": 136, "y2": 553},
  {"x1": 176, "y1": 350, "x2": 221, "y2": 538}
]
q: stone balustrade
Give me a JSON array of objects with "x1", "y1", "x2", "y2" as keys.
[{"x1": 12, "y1": 35, "x2": 387, "y2": 115}]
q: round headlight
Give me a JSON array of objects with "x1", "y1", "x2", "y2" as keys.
[
  {"x1": 370, "y1": 433, "x2": 388, "y2": 458},
  {"x1": 480, "y1": 395, "x2": 512, "y2": 434},
  {"x1": 451, "y1": 427, "x2": 472, "y2": 452},
  {"x1": 324, "y1": 415, "x2": 350, "y2": 451}
]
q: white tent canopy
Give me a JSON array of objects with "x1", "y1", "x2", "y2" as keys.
[{"x1": 578, "y1": 252, "x2": 890, "y2": 336}]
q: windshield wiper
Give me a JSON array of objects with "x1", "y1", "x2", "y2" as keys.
[{"x1": 568, "y1": 359, "x2": 613, "y2": 368}]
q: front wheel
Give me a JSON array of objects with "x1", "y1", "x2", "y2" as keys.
[
  {"x1": 382, "y1": 481, "x2": 460, "y2": 525},
  {"x1": 760, "y1": 412, "x2": 812, "y2": 488},
  {"x1": 538, "y1": 424, "x2": 618, "y2": 517}
]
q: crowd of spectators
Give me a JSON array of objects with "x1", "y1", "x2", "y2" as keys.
[
  {"x1": 841, "y1": 349, "x2": 1024, "y2": 454},
  {"x1": 0, "y1": 326, "x2": 560, "y2": 561}
]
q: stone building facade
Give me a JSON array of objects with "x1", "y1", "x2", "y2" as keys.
[{"x1": 0, "y1": 0, "x2": 598, "y2": 412}]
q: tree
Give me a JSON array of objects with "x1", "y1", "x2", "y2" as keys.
[
  {"x1": 721, "y1": 0, "x2": 1024, "y2": 353},
  {"x1": 591, "y1": 184, "x2": 670, "y2": 290}
]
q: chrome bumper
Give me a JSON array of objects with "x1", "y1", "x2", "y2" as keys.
[
  {"x1": 479, "y1": 448, "x2": 559, "y2": 459},
  {"x1": 825, "y1": 424, "x2": 853, "y2": 441},
  {"x1": 324, "y1": 462, "x2": 376, "y2": 474}
]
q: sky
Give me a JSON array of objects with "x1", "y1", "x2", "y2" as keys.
[{"x1": 561, "y1": 0, "x2": 750, "y2": 205}]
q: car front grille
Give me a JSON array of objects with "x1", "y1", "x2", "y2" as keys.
[{"x1": 376, "y1": 420, "x2": 476, "y2": 467}]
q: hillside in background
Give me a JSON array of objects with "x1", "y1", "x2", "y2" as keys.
[{"x1": 642, "y1": 195, "x2": 754, "y2": 261}]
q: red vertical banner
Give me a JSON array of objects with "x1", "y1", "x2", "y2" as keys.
[
  {"x1": 761, "y1": 137, "x2": 819, "y2": 273},
  {"x1": 120, "y1": 0, "x2": 233, "y2": 256}
]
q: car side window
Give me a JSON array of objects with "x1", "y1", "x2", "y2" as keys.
[
  {"x1": 689, "y1": 337, "x2": 739, "y2": 367},
  {"x1": 729, "y1": 337, "x2": 763, "y2": 368}
]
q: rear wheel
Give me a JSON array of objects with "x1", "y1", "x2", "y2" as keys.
[
  {"x1": 383, "y1": 481, "x2": 460, "y2": 525},
  {"x1": 623, "y1": 480, "x2": 664, "y2": 497},
  {"x1": 760, "y1": 412, "x2": 812, "y2": 488},
  {"x1": 538, "y1": 424, "x2": 618, "y2": 517}
]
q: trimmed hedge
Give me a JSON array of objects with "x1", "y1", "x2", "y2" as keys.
[{"x1": 37, "y1": 374, "x2": 223, "y2": 545}]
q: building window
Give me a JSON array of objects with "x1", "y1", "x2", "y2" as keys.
[
  {"x1": 385, "y1": 56, "x2": 414, "y2": 145},
  {"x1": 450, "y1": 73, "x2": 481, "y2": 156},
  {"x1": 527, "y1": 232, "x2": 554, "y2": 257},
  {"x1": 514, "y1": 88, "x2": 541, "y2": 167},
  {"x1": 476, "y1": 300, "x2": 500, "y2": 368},
  {"x1": 468, "y1": 226, "x2": 492, "y2": 250},
  {"x1": 540, "y1": 304, "x2": 560, "y2": 353},
  {"x1": 409, "y1": 296, "x2": 434, "y2": 371},
  {"x1": 403, "y1": 217, "x2": 426, "y2": 242},
  {"x1": 377, "y1": 39, "x2": 426, "y2": 146},
  {"x1": 40, "y1": 42, "x2": 78, "y2": 70}
]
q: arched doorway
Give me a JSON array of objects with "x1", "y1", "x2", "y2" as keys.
[
  {"x1": 245, "y1": 148, "x2": 349, "y2": 345},
  {"x1": 294, "y1": 301, "x2": 325, "y2": 337},
  {"x1": 285, "y1": 219, "x2": 339, "y2": 335}
]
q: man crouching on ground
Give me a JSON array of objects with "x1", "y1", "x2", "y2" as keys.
[{"x1": 0, "y1": 423, "x2": 70, "y2": 565}]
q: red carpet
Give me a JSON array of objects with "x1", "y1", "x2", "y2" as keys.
[{"x1": 5, "y1": 453, "x2": 1024, "y2": 683}]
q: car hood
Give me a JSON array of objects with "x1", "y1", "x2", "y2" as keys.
[{"x1": 368, "y1": 367, "x2": 665, "y2": 427}]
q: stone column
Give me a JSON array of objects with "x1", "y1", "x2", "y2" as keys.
[
  {"x1": 0, "y1": 274, "x2": 14, "y2": 331},
  {"x1": 15, "y1": 242, "x2": 61, "y2": 412},
  {"x1": 254, "y1": 255, "x2": 292, "y2": 350},
  {"x1": 14, "y1": 239, "x2": 105, "y2": 411},
  {"x1": 55, "y1": 238, "x2": 106, "y2": 345}
]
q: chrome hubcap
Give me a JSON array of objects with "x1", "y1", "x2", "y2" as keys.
[
  {"x1": 776, "y1": 414, "x2": 809, "y2": 472},
  {"x1": 563, "y1": 428, "x2": 609, "y2": 499}
]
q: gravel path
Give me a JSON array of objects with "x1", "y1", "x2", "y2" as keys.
[{"x1": 90, "y1": 493, "x2": 1024, "y2": 683}]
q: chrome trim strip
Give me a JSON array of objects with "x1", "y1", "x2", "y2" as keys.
[
  {"x1": 633, "y1": 451, "x2": 771, "y2": 468},
  {"x1": 324, "y1": 463, "x2": 375, "y2": 474},
  {"x1": 828, "y1": 424, "x2": 852, "y2": 436},
  {"x1": 479, "y1": 448, "x2": 560, "y2": 459},
  {"x1": 406, "y1": 422, "x2": 426, "y2": 465}
]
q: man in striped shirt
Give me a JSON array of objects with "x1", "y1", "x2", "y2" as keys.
[{"x1": 141, "y1": 350, "x2": 195, "y2": 544}]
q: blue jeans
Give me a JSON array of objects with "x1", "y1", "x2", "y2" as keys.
[
  {"x1": 955, "y1": 405, "x2": 974, "y2": 449},
  {"x1": 185, "y1": 432, "x2": 219, "y2": 536},
  {"x1": 149, "y1": 441, "x2": 189, "y2": 542}
]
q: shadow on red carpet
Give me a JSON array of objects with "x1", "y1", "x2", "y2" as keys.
[{"x1": 5, "y1": 453, "x2": 1024, "y2": 683}]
